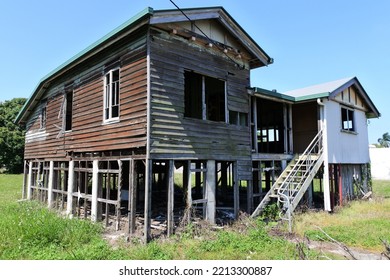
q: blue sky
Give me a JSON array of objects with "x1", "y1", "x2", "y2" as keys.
[{"x1": 0, "y1": 0, "x2": 388, "y2": 144}]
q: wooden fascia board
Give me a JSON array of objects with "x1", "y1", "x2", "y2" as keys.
[
  {"x1": 217, "y1": 12, "x2": 271, "y2": 67},
  {"x1": 252, "y1": 92, "x2": 294, "y2": 104},
  {"x1": 151, "y1": 7, "x2": 272, "y2": 68}
]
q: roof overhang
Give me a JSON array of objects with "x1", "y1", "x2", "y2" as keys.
[
  {"x1": 150, "y1": 7, "x2": 273, "y2": 69},
  {"x1": 328, "y1": 77, "x2": 380, "y2": 119}
]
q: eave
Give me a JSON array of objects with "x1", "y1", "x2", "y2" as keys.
[{"x1": 150, "y1": 7, "x2": 273, "y2": 69}]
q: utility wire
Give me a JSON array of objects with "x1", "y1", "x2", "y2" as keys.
[{"x1": 169, "y1": 0, "x2": 244, "y2": 69}]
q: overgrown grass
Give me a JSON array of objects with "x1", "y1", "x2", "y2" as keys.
[
  {"x1": 294, "y1": 180, "x2": 390, "y2": 252},
  {"x1": 1, "y1": 174, "x2": 389, "y2": 259},
  {"x1": 0, "y1": 174, "x2": 128, "y2": 259},
  {"x1": 0, "y1": 174, "x2": 306, "y2": 260}
]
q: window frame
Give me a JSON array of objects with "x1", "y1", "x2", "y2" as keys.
[
  {"x1": 103, "y1": 68, "x2": 120, "y2": 123},
  {"x1": 184, "y1": 70, "x2": 227, "y2": 123},
  {"x1": 341, "y1": 106, "x2": 355, "y2": 132}
]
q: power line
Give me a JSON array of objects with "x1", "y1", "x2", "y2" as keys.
[{"x1": 169, "y1": 0, "x2": 244, "y2": 69}]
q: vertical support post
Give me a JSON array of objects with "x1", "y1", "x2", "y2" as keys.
[
  {"x1": 47, "y1": 161, "x2": 54, "y2": 208},
  {"x1": 128, "y1": 159, "x2": 137, "y2": 235},
  {"x1": 167, "y1": 160, "x2": 174, "y2": 236},
  {"x1": 206, "y1": 160, "x2": 216, "y2": 224},
  {"x1": 91, "y1": 159, "x2": 99, "y2": 222},
  {"x1": 144, "y1": 159, "x2": 152, "y2": 243},
  {"x1": 252, "y1": 96, "x2": 258, "y2": 153},
  {"x1": 96, "y1": 169, "x2": 102, "y2": 221},
  {"x1": 306, "y1": 181, "x2": 313, "y2": 207},
  {"x1": 338, "y1": 164, "x2": 343, "y2": 205},
  {"x1": 233, "y1": 162, "x2": 239, "y2": 219},
  {"x1": 320, "y1": 103, "x2": 331, "y2": 211},
  {"x1": 66, "y1": 160, "x2": 74, "y2": 217},
  {"x1": 27, "y1": 161, "x2": 33, "y2": 200},
  {"x1": 288, "y1": 104, "x2": 293, "y2": 154},
  {"x1": 116, "y1": 160, "x2": 123, "y2": 231},
  {"x1": 105, "y1": 162, "x2": 110, "y2": 227},
  {"x1": 330, "y1": 165, "x2": 335, "y2": 210},
  {"x1": 283, "y1": 103, "x2": 288, "y2": 154},
  {"x1": 186, "y1": 160, "x2": 192, "y2": 223},
  {"x1": 247, "y1": 180, "x2": 253, "y2": 213},
  {"x1": 22, "y1": 160, "x2": 28, "y2": 199}
]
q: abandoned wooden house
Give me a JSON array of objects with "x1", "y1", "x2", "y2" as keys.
[{"x1": 16, "y1": 6, "x2": 380, "y2": 240}]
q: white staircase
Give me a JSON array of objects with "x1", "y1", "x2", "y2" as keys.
[{"x1": 251, "y1": 129, "x2": 324, "y2": 227}]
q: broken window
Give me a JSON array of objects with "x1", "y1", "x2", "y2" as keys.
[
  {"x1": 40, "y1": 103, "x2": 47, "y2": 129},
  {"x1": 229, "y1": 111, "x2": 248, "y2": 126},
  {"x1": 104, "y1": 68, "x2": 120, "y2": 122},
  {"x1": 341, "y1": 107, "x2": 354, "y2": 132},
  {"x1": 184, "y1": 71, "x2": 226, "y2": 122},
  {"x1": 65, "y1": 91, "x2": 73, "y2": 131}
]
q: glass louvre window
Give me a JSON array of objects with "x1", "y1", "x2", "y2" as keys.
[
  {"x1": 104, "y1": 69, "x2": 120, "y2": 121},
  {"x1": 341, "y1": 107, "x2": 355, "y2": 132}
]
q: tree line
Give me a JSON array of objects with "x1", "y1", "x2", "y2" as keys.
[{"x1": 0, "y1": 98, "x2": 26, "y2": 173}]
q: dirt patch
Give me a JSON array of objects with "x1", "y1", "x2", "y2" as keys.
[{"x1": 268, "y1": 226, "x2": 388, "y2": 260}]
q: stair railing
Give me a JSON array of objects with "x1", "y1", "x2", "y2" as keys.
[{"x1": 277, "y1": 129, "x2": 324, "y2": 230}]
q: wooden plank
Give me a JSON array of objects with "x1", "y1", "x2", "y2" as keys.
[
  {"x1": 167, "y1": 160, "x2": 174, "y2": 236},
  {"x1": 128, "y1": 159, "x2": 137, "y2": 234},
  {"x1": 47, "y1": 161, "x2": 54, "y2": 208},
  {"x1": 116, "y1": 160, "x2": 122, "y2": 231},
  {"x1": 66, "y1": 161, "x2": 74, "y2": 216},
  {"x1": 206, "y1": 160, "x2": 216, "y2": 224},
  {"x1": 91, "y1": 160, "x2": 99, "y2": 222},
  {"x1": 185, "y1": 160, "x2": 192, "y2": 223},
  {"x1": 143, "y1": 159, "x2": 152, "y2": 243},
  {"x1": 233, "y1": 162, "x2": 239, "y2": 219}
]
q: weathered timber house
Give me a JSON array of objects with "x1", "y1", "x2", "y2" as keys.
[{"x1": 16, "y1": 7, "x2": 380, "y2": 240}]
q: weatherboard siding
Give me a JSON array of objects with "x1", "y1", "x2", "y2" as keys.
[
  {"x1": 148, "y1": 27, "x2": 252, "y2": 167},
  {"x1": 24, "y1": 40, "x2": 148, "y2": 159}
]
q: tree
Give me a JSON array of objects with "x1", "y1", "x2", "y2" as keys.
[
  {"x1": 0, "y1": 98, "x2": 26, "y2": 173},
  {"x1": 377, "y1": 132, "x2": 390, "y2": 148}
]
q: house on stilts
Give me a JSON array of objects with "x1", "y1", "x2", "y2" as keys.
[{"x1": 15, "y1": 6, "x2": 380, "y2": 241}]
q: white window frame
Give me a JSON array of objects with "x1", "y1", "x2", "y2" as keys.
[{"x1": 103, "y1": 68, "x2": 120, "y2": 123}]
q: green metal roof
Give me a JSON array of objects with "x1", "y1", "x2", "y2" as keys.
[
  {"x1": 253, "y1": 77, "x2": 380, "y2": 118},
  {"x1": 252, "y1": 87, "x2": 295, "y2": 102}
]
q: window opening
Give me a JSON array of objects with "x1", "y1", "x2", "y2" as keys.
[
  {"x1": 65, "y1": 91, "x2": 73, "y2": 131},
  {"x1": 184, "y1": 71, "x2": 226, "y2": 122},
  {"x1": 104, "y1": 69, "x2": 120, "y2": 122},
  {"x1": 341, "y1": 107, "x2": 354, "y2": 132},
  {"x1": 40, "y1": 106, "x2": 47, "y2": 129}
]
